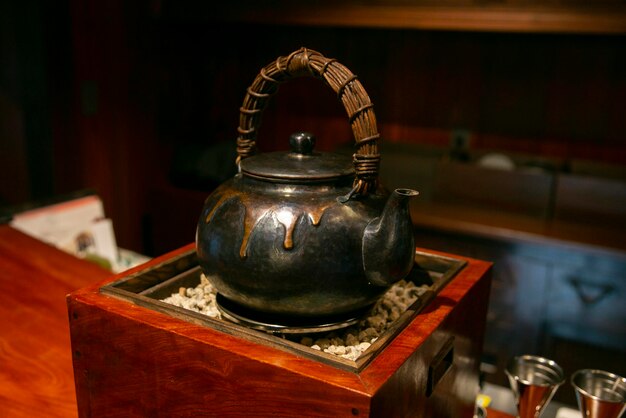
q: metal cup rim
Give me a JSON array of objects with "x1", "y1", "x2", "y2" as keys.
[
  {"x1": 571, "y1": 369, "x2": 626, "y2": 404},
  {"x1": 505, "y1": 355, "x2": 565, "y2": 387}
]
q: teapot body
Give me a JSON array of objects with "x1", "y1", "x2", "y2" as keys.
[
  {"x1": 196, "y1": 174, "x2": 390, "y2": 318},
  {"x1": 195, "y1": 48, "x2": 418, "y2": 323}
]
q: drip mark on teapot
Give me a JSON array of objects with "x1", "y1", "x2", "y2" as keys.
[
  {"x1": 205, "y1": 191, "x2": 334, "y2": 259},
  {"x1": 205, "y1": 190, "x2": 239, "y2": 224},
  {"x1": 275, "y1": 209, "x2": 298, "y2": 250},
  {"x1": 307, "y1": 202, "x2": 333, "y2": 226},
  {"x1": 239, "y1": 201, "x2": 265, "y2": 259}
]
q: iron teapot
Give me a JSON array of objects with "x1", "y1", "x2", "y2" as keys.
[{"x1": 196, "y1": 48, "x2": 418, "y2": 325}]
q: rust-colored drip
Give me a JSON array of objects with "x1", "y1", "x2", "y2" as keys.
[
  {"x1": 239, "y1": 199, "x2": 265, "y2": 259},
  {"x1": 275, "y1": 209, "x2": 299, "y2": 250},
  {"x1": 307, "y1": 202, "x2": 334, "y2": 226},
  {"x1": 205, "y1": 190, "x2": 240, "y2": 224},
  {"x1": 205, "y1": 191, "x2": 335, "y2": 259},
  {"x1": 240, "y1": 203, "x2": 333, "y2": 256},
  {"x1": 203, "y1": 190, "x2": 259, "y2": 259}
]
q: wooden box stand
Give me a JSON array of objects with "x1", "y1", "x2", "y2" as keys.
[{"x1": 68, "y1": 245, "x2": 491, "y2": 417}]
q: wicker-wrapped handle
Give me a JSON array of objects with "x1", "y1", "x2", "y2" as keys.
[{"x1": 237, "y1": 47, "x2": 380, "y2": 196}]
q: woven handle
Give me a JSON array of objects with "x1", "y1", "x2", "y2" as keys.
[{"x1": 237, "y1": 47, "x2": 380, "y2": 196}]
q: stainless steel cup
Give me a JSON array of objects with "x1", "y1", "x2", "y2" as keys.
[
  {"x1": 571, "y1": 369, "x2": 626, "y2": 418},
  {"x1": 505, "y1": 355, "x2": 565, "y2": 418}
]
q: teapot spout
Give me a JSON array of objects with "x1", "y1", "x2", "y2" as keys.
[{"x1": 362, "y1": 188, "x2": 419, "y2": 286}]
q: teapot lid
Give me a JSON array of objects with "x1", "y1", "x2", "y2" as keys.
[{"x1": 239, "y1": 132, "x2": 354, "y2": 183}]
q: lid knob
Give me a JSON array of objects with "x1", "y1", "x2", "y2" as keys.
[{"x1": 289, "y1": 132, "x2": 316, "y2": 155}]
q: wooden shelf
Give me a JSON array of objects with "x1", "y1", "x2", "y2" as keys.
[
  {"x1": 410, "y1": 202, "x2": 626, "y2": 260},
  {"x1": 208, "y1": 2, "x2": 626, "y2": 34}
]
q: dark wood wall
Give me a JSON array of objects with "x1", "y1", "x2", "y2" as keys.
[{"x1": 2, "y1": 0, "x2": 625, "y2": 254}]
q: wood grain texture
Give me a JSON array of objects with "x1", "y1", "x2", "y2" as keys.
[
  {"x1": 486, "y1": 408, "x2": 514, "y2": 418},
  {"x1": 0, "y1": 225, "x2": 111, "y2": 418},
  {"x1": 69, "y1": 244, "x2": 491, "y2": 417},
  {"x1": 210, "y1": 2, "x2": 626, "y2": 34},
  {"x1": 366, "y1": 250, "x2": 492, "y2": 417}
]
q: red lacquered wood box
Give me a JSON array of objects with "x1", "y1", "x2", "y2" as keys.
[{"x1": 67, "y1": 245, "x2": 491, "y2": 417}]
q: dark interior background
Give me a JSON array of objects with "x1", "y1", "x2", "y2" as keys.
[{"x1": 2, "y1": 0, "x2": 625, "y2": 255}]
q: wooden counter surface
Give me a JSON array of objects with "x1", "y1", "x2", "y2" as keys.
[
  {"x1": 0, "y1": 223, "x2": 501, "y2": 417},
  {"x1": 486, "y1": 408, "x2": 514, "y2": 418},
  {"x1": 0, "y1": 225, "x2": 111, "y2": 418}
]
